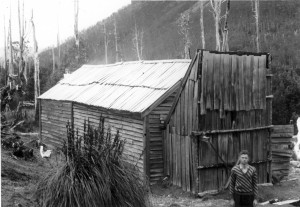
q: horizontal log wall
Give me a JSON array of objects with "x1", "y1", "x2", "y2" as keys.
[
  {"x1": 149, "y1": 92, "x2": 176, "y2": 184},
  {"x1": 41, "y1": 99, "x2": 72, "y2": 147},
  {"x1": 165, "y1": 50, "x2": 272, "y2": 193},
  {"x1": 271, "y1": 125, "x2": 294, "y2": 178},
  {"x1": 73, "y1": 103, "x2": 145, "y2": 174}
]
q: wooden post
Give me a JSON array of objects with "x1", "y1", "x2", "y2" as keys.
[
  {"x1": 145, "y1": 115, "x2": 150, "y2": 179},
  {"x1": 266, "y1": 53, "x2": 272, "y2": 183},
  {"x1": 71, "y1": 102, "x2": 74, "y2": 130}
]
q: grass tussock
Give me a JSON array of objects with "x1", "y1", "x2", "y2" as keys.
[{"x1": 35, "y1": 117, "x2": 148, "y2": 207}]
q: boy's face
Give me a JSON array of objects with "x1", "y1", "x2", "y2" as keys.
[{"x1": 240, "y1": 154, "x2": 249, "y2": 165}]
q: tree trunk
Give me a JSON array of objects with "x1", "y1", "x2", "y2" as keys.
[
  {"x1": 200, "y1": 1, "x2": 205, "y2": 49},
  {"x1": 254, "y1": 0, "x2": 260, "y2": 52},
  {"x1": 184, "y1": 29, "x2": 190, "y2": 59},
  {"x1": 31, "y1": 11, "x2": 40, "y2": 117},
  {"x1": 3, "y1": 15, "x2": 7, "y2": 85},
  {"x1": 104, "y1": 22, "x2": 108, "y2": 64},
  {"x1": 18, "y1": 0, "x2": 25, "y2": 83},
  {"x1": 9, "y1": 2, "x2": 14, "y2": 76},
  {"x1": 133, "y1": 20, "x2": 141, "y2": 61},
  {"x1": 214, "y1": 8, "x2": 221, "y2": 51},
  {"x1": 74, "y1": 0, "x2": 79, "y2": 63},
  {"x1": 114, "y1": 15, "x2": 119, "y2": 63},
  {"x1": 52, "y1": 46, "x2": 55, "y2": 73},
  {"x1": 140, "y1": 28, "x2": 144, "y2": 60},
  {"x1": 221, "y1": 0, "x2": 230, "y2": 52},
  {"x1": 57, "y1": 27, "x2": 60, "y2": 72}
]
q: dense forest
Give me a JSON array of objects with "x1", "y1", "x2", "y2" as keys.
[{"x1": 1, "y1": 0, "x2": 300, "y2": 124}]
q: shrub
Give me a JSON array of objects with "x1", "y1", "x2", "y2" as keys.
[{"x1": 35, "y1": 117, "x2": 148, "y2": 207}]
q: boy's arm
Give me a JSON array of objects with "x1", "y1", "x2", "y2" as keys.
[
  {"x1": 252, "y1": 168, "x2": 258, "y2": 199},
  {"x1": 229, "y1": 169, "x2": 236, "y2": 198}
]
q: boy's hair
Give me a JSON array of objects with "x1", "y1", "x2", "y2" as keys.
[{"x1": 239, "y1": 150, "x2": 249, "y2": 157}]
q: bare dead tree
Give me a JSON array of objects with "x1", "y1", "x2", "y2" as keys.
[
  {"x1": 57, "y1": 26, "x2": 61, "y2": 72},
  {"x1": 52, "y1": 46, "x2": 55, "y2": 73},
  {"x1": 221, "y1": 0, "x2": 230, "y2": 51},
  {"x1": 103, "y1": 22, "x2": 109, "y2": 64},
  {"x1": 57, "y1": 1, "x2": 61, "y2": 71},
  {"x1": 31, "y1": 10, "x2": 40, "y2": 114},
  {"x1": 176, "y1": 12, "x2": 191, "y2": 59},
  {"x1": 200, "y1": 1, "x2": 206, "y2": 49},
  {"x1": 114, "y1": 14, "x2": 119, "y2": 62},
  {"x1": 253, "y1": 0, "x2": 260, "y2": 52},
  {"x1": 209, "y1": 0, "x2": 222, "y2": 51},
  {"x1": 209, "y1": 0, "x2": 230, "y2": 51},
  {"x1": 3, "y1": 15, "x2": 7, "y2": 84},
  {"x1": 9, "y1": 1, "x2": 14, "y2": 76},
  {"x1": 74, "y1": 0, "x2": 79, "y2": 63},
  {"x1": 132, "y1": 19, "x2": 142, "y2": 61},
  {"x1": 140, "y1": 28, "x2": 144, "y2": 60},
  {"x1": 18, "y1": 0, "x2": 26, "y2": 83}
]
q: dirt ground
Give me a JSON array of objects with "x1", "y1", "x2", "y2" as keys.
[{"x1": 1, "y1": 134, "x2": 300, "y2": 207}]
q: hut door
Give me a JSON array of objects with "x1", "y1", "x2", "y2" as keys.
[{"x1": 197, "y1": 129, "x2": 271, "y2": 192}]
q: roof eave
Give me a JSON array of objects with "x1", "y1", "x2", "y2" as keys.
[{"x1": 141, "y1": 80, "x2": 181, "y2": 119}]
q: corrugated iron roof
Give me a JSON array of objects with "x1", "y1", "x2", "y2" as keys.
[{"x1": 39, "y1": 60, "x2": 191, "y2": 113}]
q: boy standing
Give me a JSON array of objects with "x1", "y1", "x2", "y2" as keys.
[{"x1": 230, "y1": 150, "x2": 258, "y2": 207}]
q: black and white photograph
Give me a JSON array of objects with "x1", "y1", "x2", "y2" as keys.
[{"x1": 0, "y1": 0, "x2": 300, "y2": 206}]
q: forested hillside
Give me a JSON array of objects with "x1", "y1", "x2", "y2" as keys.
[{"x1": 25, "y1": 1, "x2": 300, "y2": 124}]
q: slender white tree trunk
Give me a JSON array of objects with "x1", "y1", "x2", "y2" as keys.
[
  {"x1": 104, "y1": 22, "x2": 108, "y2": 64},
  {"x1": 74, "y1": 0, "x2": 79, "y2": 63},
  {"x1": 18, "y1": 0, "x2": 25, "y2": 81},
  {"x1": 9, "y1": 1, "x2": 14, "y2": 76},
  {"x1": 140, "y1": 28, "x2": 144, "y2": 60},
  {"x1": 57, "y1": 25, "x2": 60, "y2": 72},
  {"x1": 133, "y1": 20, "x2": 141, "y2": 61},
  {"x1": 52, "y1": 46, "x2": 55, "y2": 73},
  {"x1": 221, "y1": 0, "x2": 230, "y2": 52},
  {"x1": 200, "y1": 1, "x2": 205, "y2": 49},
  {"x1": 4, "y1": 15, "x2": 7, "y2": 79},
  {"x1": 114, "y1": 15, "x2": 119, "y2": 62},
  {"x1": 31, "y1": 11, "x2": 40, "y2": 113}
]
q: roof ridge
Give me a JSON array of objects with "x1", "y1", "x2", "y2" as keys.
[
  {"x1": 60, "y1": 82, "x2": 168, "y2": 90},
  {"x1": 81, "y1": 59, "x2": 191, "y2": 68}
]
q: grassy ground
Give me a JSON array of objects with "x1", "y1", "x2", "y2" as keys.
[{"x1": 1, "y1": 133, "x2": 300, "y2": 207}]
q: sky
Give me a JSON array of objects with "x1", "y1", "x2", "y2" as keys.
[{"x1": 0, "y1": 0, "x2": 131, "y2": 57}]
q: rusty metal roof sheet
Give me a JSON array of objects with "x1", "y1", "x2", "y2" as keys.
[{"x1": 39, "y1": 60, "x2": 191, "y2": 113}]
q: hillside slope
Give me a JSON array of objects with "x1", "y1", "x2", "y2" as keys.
[
  {"x1": 38, "y1": 0, "x2": 300, "y2": 124},
  {"x1": 40, "y1": 1, "x2": 300, "y2": 67}
]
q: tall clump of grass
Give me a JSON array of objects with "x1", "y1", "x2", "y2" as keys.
[{"x1": 35, "y1": 117, "x2": 148, "y2": 207}]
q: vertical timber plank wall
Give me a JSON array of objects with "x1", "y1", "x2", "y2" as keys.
[
  {"x1": 165, "y1": 54, "x2": 199, "y2": 192},
  {"x1": 40, "y1": 99, "x2": 72, "y2": 147},
  {"x1": 72, "y1": 103, "x2": 145, "y2": 174},
  {"x1": 165, "y1": 50, "x2": 272, "y2": 193},
  {"x1": 148, "y1": 92, "x2": 176, "y2": 184}
]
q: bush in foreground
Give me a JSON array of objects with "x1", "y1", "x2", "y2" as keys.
[{"x1": 35, "y1": 118, "x2": 148, "y2": 207}]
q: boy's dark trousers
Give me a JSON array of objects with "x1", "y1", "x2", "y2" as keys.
[{"x1": 233, "y1": 192, "x2": 254, "y2": 207}]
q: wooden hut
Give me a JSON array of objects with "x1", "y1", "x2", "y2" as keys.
[
  {"x1": 38, "y1": 60, "x2": 191, "y2": 183},
  {"x1": 164, "y1": 50, "x2": 273, "y2": 193}
]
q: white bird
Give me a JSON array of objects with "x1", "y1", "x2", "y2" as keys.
[{"x1": 40, "y1": 146, "x2": 52, "y2": 158}]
